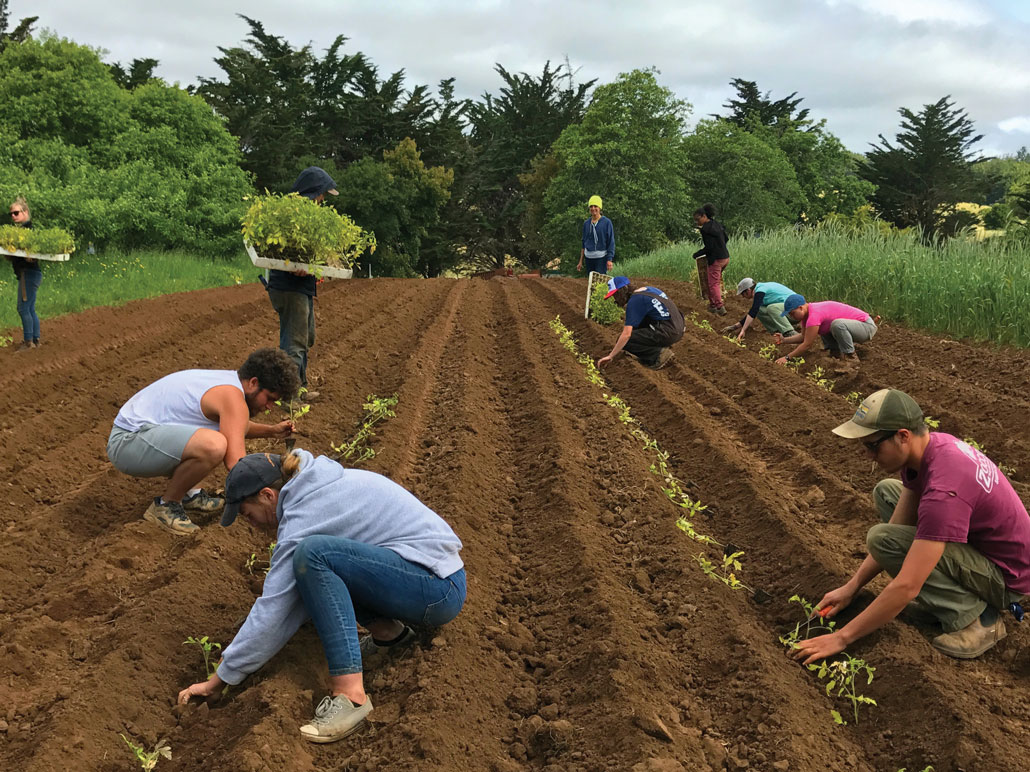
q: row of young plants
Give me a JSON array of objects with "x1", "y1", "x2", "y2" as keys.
[
  {"x1": 549, "y1": 315, "x2": 880, "y2": 727},
  {"x1": 120, "y1": 393, "x2": 400, "y2": 771}
]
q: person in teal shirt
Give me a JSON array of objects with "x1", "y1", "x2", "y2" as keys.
[{"x1": 722, "y1": 278, "x2": 796, "y2": 340}]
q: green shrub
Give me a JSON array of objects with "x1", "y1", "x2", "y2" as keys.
[
  {"x1": 589, "y1": 279, "x2": 623, "y2": 325},
  {"x1": 241, "y1": 193, "x2": 376, "y2": 268},
  {"x1": 0, "y1": 224, "x2": 75, "y2": 255}
]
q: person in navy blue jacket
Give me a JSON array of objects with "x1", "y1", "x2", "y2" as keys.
[
  {"x1": 264, "y1": 167, "x2": 339, "y2": 400},
  {"x1": 576, "y1": 195, "x2": 615, "y2": 275},
  {"x1": 597, "y1": 277, "x2": 684, "y2": 370}
]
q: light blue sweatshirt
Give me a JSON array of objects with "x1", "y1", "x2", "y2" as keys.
[{"x1": 217, "y1": 450, "x2": 464, "y2": 685}]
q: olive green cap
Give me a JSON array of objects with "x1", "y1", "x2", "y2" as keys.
[{"x1": 832, "y1": 388, "x2": 924, "y2": 439}]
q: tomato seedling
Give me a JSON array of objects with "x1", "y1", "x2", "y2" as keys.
[
  {"x1": 183, "y1": 635, "x2": 222, "y2": 680},
  {"x1": 120, "y1": 735, "x2": 171, "y2": 771}
]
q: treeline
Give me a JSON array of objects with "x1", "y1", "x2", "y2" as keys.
[{"x1": 2, "y1": 7, "x2": 1029, "y2": 274}]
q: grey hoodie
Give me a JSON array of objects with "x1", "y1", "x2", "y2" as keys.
[{"x1": 217, "y1": 450, "x2": 463, "y2": 685}]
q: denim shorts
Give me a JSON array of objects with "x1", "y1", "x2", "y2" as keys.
[{"x1": 107, "y1": 423, "x2": 198, "y2": 477}]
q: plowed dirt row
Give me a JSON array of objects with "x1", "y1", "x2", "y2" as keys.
[{"x1": 1, "y1": 277, "x2": 1028, "y2": 772}]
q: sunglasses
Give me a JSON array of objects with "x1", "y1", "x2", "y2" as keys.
[
  {"x1": 10, "y1": 210, "x2": 24, "y2": 215},
  {"x1": 863, "y1": 431, "x2": 897, "y2": 453}
]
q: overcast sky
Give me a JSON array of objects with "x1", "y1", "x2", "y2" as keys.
[{"x1": 16, "y1": 0, "x2": 1030, "y2": 156}]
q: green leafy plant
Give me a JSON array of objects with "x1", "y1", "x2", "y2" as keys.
[
  {"x1": 897, "y1": 766, "x2": 934, "y2": 772},
  {"x1": 844, "y1": 391, "x2": 862, "y2": 406},
  {"x1": 694, "y1": 550, "x2": 752, "y2": 591},
  {"x1": 0, "y1": 333, "x2": 12, "y2": 348},
  {"x1": 808, "y1": 655, "x2": 877, "y2": 725},
  {"x1": 785, "y1": 356, "x2": 805, "y2": 373},
  {"x1": 241, "y1": 192, "x2": 376, "y2": 270},
  {"x1": 244, "y1": 552, "x2": 257, "y2": 575},
  {"x1": 0, "y1": 224, "x2": 76, "y2": 255},
  {"x1": 331, "y1": 394, "x2": 399, "y2": 464},
  {"x1": 183, "y1": 635, "x2": 221, "y2": 679},
  {"x1": 923, "y1": 415, "x2": 941, "y2": 429},
  {"x1": 805, "y1": 365, "x2": 835, "y2": 392},
  {"x1": 723, "y1": 334, "x2": 746, "y2": 348},
  {"x1": 759, "y1": 343, "x2": 778, "y2": 360},
  {"x1": 267, "y1": 541, "x2": 277, "y2": 568},
  {"x1": 588, "y1": 280, "x2": 623, "y2": 325},
  {"x1": 687, "y1": 311, "x2": 715, "y2": 332},
  {"x1": 120, "y1": 735, "x2": 171, "y2": 771}
]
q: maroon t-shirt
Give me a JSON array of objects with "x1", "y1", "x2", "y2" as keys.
[{"x1": 902, "y1": 433, "x2": 1030, "y2": 594}]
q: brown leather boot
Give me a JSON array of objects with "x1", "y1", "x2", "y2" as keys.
[{"x1": 932, "y1": 616, "x2": 1006, "y2": 659}]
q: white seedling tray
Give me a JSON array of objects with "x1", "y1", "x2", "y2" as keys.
[
  {"x1": 0, "y1": 247, "x2": 71, "y2": 262},
  {"x1": 245, "y1": 241, "x2": 353, "y2": 279}
]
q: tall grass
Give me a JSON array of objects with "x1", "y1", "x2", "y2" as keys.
[
  {"x1": 616, "y1": 225, "x2": 1030, "y2": 347},
  {"x1": 1, "y1": 249, "x2": 254, "y2": 333}
]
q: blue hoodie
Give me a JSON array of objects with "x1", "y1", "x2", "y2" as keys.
[
  {"x1": 217, "y1": 450, "x2": 463, "y2": 685},
  {"x1": 581, "y1": 215, "x2": 615, "y2": 259}
]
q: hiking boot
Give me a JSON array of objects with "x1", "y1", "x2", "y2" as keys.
[
  {"x1": 359, "y1": 625, "x2": 416, "y2": 670},
  {"x1": 143, "y1": 498, "x2": 199, "y2": 535},
  {"x1": 299, "y1": 694, "x2": 373, "y2": 743},
  {"x1": 182, "y1": 489, "x2": 225, "y2": 513},
  {"x1": 712, "y1": 307, "x2": 727, "y2": 316},
  {"x1": 932, "y1": 616, "x2": 1006, "y2": 659},
  {"x1": 15, "y1": 340, "x2": 36, "y2": 352},
  {"x1": 647, "y1": 348, "x2": 675, "y2": 370}
]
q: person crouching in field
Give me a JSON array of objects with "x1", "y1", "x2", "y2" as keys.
[
  {"x1": 793, "y1": 389, "x2": 1030, "y2": 663},
  {"x1": 598, "y1": 276, "x2": 685, "y2": 370},
  {"x1": 107, "y1": 348, "x2": 299, "y2": 534},
  {"x1": 772, "y1": 294, "x2": 878, "y2": 367},
  {"x1": 177, "y1": 449, "x2": 466, "y2": 743},
  {"x1": 721, "y1": 277, "x2": 796, "y2": 341}
]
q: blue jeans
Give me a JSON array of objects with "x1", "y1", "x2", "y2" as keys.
[
  {"x1": 267, "y1": 289, "x2": 315, "y2": 386},
  {"x1": 583, "y1": 257, "x2": 608, "y2": 275},
  {"x1": 17, "y1": 270, "x2": 42, "y2": 342},
  {"x1": 292, "y1": 535, "x2": 466, "y2": 676}
]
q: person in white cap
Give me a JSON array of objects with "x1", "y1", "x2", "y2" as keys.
[
  {"x1": 721, "y1": 278, "x2": 796, "y2": 340},
  {"x1": 793, "y1": 389, "x2": 1029, "y2": 664},
  {"x1": 577, "y1": 194, "x2": 615, "y2": 275},
  {"x1": 597, "y1": 276, "x2": 684, "y2": 370}
]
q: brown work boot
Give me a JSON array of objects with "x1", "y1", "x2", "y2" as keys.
[
  {"x1": 647, "y1": 348, "x2": 675, "y2": 370},
  {"x1": 932, "y1": 616, "x2": 1006, "y2": 659},
  {"x1": 15, "y1": 340, "x2": 36, "y2": 352}
]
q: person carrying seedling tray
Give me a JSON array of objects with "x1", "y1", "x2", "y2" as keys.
[
  {"x1": 177, "y1": 448, "x2": 466, "y2": 744},
  {"x1": 721, "y1": 277, "x2": 796, "y2": 340},
  {"x1": 793, "y1": 389, "x2": 1030, "y2": 663},
  {"x1": 772, "y1": 293, "x2": 877, "y2": 368},
  {"x1": 107, "y1": 348, "x2": 299, "y2": 535},
  {"x1": 597, "y1": 276, "x2": 684, "y2": 370}
]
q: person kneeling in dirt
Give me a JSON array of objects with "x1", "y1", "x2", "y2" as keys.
[
  {"x1": 721, "y1": 277, "x2": 796, "y2": 341},
  {"x1": 107, "y1": 348, "x2": 299, "y2": 535},
  {"x1": 793, "y1": 389, "x2": 1030, "y2": 663},
  {"x1": 597, "y1": 276, "x2": 684, "y2": 371},
  {"x1": 177, "y1": 449, "x2": 466, "y2": 744},
  {"x1": 772, "y1": 293, "x2": 877, "y2": 367}
]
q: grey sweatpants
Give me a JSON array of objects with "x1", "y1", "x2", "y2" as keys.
[{"x1": 821, "y1": 316, "x2": 877, "y2": 354}]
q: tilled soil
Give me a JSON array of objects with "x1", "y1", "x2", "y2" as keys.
[{"x1": 1, "y1": 277, "x2": 1028, "y2": 772}]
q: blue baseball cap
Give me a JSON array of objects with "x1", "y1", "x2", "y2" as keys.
[
  {"x1": 605, "y1": 276, "x2": 630, "y2": 299},
  {"x1": 781, "y1": 293, "x2": 806, "y2": 316}
]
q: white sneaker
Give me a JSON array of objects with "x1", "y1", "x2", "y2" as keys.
[{"x1": 299, "y1": 694, "x2": 373, "y2": 743}]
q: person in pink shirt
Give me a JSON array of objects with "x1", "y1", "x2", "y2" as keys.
[
  {"x1": 793, "y1": 389, "x2": 1030, "y2": 663},
  {"x1": 772, "y1": 294, "x2": 877, "y2": 366}
]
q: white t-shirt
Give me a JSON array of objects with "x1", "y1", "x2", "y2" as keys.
[{"x1": 114, "y1": 369, "x2": 244, "y2": 432}]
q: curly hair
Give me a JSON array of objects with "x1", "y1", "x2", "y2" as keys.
[
  {"x1": 611, "y1": 284, "x2": 634, "y2": 307},
  {"x1": 238, "y1": 348, "x2": 301, "y2": 400}
]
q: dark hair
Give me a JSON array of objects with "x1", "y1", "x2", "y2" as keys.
[
  {"x1": 612, "y1": 284, "x2": 634, "y2": 307},
  {"x1": 693, "y1": 203, "x2": 717, "y2": 219},
  {"x1": 239, "y1": 348, "x2": 301, "y2": 400}
]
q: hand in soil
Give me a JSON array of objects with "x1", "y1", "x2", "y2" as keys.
[
  {"x1": 178, "y1": 675, "x2": 223, "y2": 705},
  {"x1": 271, "y1": 419, "x2": 295, "y2": 439},
  {"x1": 597, "y1": 355, "x2": 613, "y2": 369},
  {"x1": 775, "y1": 356, "x2": 788, "y2": 365},
  {"x1": 792, "y1": 631, "x2": 847, "y2": 665}
]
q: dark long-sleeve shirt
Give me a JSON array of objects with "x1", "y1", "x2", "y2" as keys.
[{"x1": 692, "y1": 220, "x2": 729, "y2": 265}]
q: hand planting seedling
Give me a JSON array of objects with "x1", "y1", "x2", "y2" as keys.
[
  {"x1": 723, "y1": 334, "x2": 746, "y2": 348},
  {"x1": 183, "y1": 635, "x2": 222, "y2": 679},
  {"x1": 807, "y1": 654, "x2": 877, "y2": 725},
  {"x1": 120, "y1": 734, "x2": 171, "y2": 771},
  {"x1": 778, "y1": 594, "x2": 837, "y2": 650},
  {"x1": 276, "y1": 387, "x2": 312, "y2": 450},
  {"x1": 331, "y1": 393, "x2": 399, "y2": 464}
]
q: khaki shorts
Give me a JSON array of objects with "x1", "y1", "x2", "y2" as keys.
[{"x1": 107, "y1": 423, "x2": 199, "y2": 478}]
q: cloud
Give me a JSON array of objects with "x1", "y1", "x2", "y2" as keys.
[{"x1": 999, "y1": 116, "x2": 1030, "y2": 134}]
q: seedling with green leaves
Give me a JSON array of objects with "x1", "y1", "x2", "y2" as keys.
[
  {"x1": 808, "y1": 654, "x2": 877, "y2": 725},
  {"x1": 331, "y1": 393, "x2": 398, "y2": 464},
  {"x1": 805, "y1": 365, "x2": 835, "y2": 393},
  {"x1": 785, "y1": 356, "x2": 805, "y2": 373},
  {"x1": 183, "y1": 635, "x2": 221, "y2": 679},
  {"x1": 759, "y1": 343, "x2": 778, "y2": 360},
  {"x1": 844, "y1": 391, "x2": 862, "y2": 407},
  {"x1": 723, "y1": 334, "x2": 746, "y2": 348},
  {"x1": 923, "y1": 415, "x2": 941, "y2": 429},
  {"x1": 587, "y1": 280, "x2": 623, "y2": 325},
  {"x1": 120, "y1": 735, "x2": 171, "y2": 771},
  {"x1": 244, "y1": 552, "x2": 257, "y2": 575}
]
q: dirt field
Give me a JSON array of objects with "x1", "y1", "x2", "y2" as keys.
[{"x1": 2, "y1": 276, "x2": 1029, "y2": 772}]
